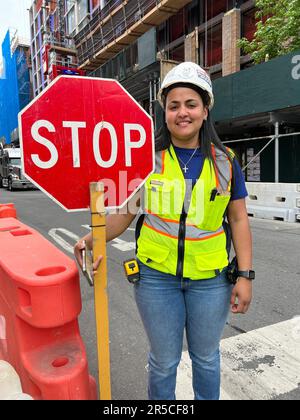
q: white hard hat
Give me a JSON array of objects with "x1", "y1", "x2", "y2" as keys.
[{"x1": 158, "y1": 62, "x2": 214, "y2": 110}]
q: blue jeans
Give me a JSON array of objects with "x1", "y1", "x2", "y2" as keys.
[{"x1": 134, "y1": 262, "x2": 232, "y2": 400}]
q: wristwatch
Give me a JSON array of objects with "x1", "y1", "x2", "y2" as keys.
[{"x1": 236, "y1": 270, "x2": 255, "y2": 280}]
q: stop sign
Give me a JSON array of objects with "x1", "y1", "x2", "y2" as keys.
[{"x1": 19, "y1": 76, "x2": 155, "y2": 211}]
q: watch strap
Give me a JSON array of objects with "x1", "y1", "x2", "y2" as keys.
[{"x1": 237, "y1": 270, "x2": 255, "y2": 280}]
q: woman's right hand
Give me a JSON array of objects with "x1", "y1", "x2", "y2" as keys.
[{"x1": 74, "y1": 239, "x2": 103, "y2": 275}]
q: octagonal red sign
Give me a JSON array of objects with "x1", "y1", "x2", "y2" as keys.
[{"x1": 18, "y1": 76, "x2": 155, "y2": 211}]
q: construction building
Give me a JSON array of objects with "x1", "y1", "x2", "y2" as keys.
[
  {"x1": 29, "y1": 0, "x2": 85, "y2": 97},
  {"x1": 73, "y1": 1, "x2": 256, "y2": 110},
  {"x1": 27, "y1": 0, "x2": 300, "y2": 184},
  {"x1": 71, "y1": 0, "x2": 299, "y2": 184},
  {"x1": 0, "y1": 30, "x2": 32, "y2": 145}
]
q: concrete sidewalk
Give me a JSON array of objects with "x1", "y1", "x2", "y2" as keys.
[
  {"x1": 0, "y1": 360, "x2": 33, "y2": 400},
  {"x1": 176, "y1": 318, "x2": 300, "y2": 400}
]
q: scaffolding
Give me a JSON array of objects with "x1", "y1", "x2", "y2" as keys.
[
  {"x1": 57, "y1": 0, "x2": 66, "y2": 43},
  {"x1": 224, "y1": 130, "x2": 300, "y2": 183},
  {"x1": 41, "y1": 0, "x2": 81, "y2": 83},
  {"x1": 74, "y1": 0, "x2": 193, "y2": 71}
]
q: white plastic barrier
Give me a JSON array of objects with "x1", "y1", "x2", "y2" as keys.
[
  {"x1": 246, "y1": 183, "x2": 300, "y2": 223},
  {"x1": 0, "y1": 360, "x2": 33, "y2": 400}
]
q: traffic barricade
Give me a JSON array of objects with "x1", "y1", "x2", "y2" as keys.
[
  {"x1": 0, "y1": 203, "x2": 17, "y2": 219},
  {"x1": 0, "y1": 217, "x2": 97, "y2": 400},
  {"x1": 246, "y1": 183, "x2": 300, "y2": 222}
]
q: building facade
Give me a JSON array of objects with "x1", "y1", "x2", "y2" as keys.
[
  {"x1": 73, "y1": 0, "x2": 256, "y2": 107},
  {"x1": 27, "y1": 0, "x2": 300, "y2": 183},
  {"x1": 0, "y1": 31, "x2": 32, "y2": 145},
  {"x1": 29, "y1": 0, "x2": 85, "y2": 97},
  {"x1": 73, "y1": 0, "x2": 300, "y2": 183}
]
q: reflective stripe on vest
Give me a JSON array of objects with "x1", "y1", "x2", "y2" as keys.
[{"x1": 137, "y1": 144, "x2": 233, "y2": 280}]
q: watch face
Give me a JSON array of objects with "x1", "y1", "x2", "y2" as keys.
[
  {"x1": 249, "y1": 271, "x2": 255, "y2": 280},
  {"x1": 237, "y1": 270, "x2": 255, "y2": 280}
]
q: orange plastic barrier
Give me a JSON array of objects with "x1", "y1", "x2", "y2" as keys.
[
  {"x1": 0, "y1": 203, "x2": 17, "y2": 219},
  {"x1": 0, "y1": 217, "x2": 97, "y2": 400}
]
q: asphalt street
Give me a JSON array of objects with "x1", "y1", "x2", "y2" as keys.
[{"x1": 0, "y1": 188, "x2": 300, "y2": 400}]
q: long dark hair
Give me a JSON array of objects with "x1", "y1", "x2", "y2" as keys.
[{"x1": 155, "y1": 83, "x2": 234, "y2": 175}]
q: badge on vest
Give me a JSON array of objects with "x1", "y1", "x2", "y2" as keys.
[{"x1": 150, "y1": 180, "x2": 165, "y2": 193}]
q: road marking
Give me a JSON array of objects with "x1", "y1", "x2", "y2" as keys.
[
  {"x1": 48, "y1": 228, "x2": 79, "y2": 253},
  {"x1": 111, "y1": 238, "x2": 135, "y2": 252},
  {"x1": 83, "y1": 224, "x2": 135, "y2": 233},
  {"x1": 82, "y1": 224, "x2": 135, "y2": 252},
  {"x1": 50, "y1": 226, "x2": 135, "y2": 253},
  {"x1": 176, "y1": 318, "x2": 300, "y2": 400}
]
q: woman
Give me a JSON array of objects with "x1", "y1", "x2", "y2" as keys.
[{"x1": 74, "y1": 62, "x2": 253, "y2": 400}]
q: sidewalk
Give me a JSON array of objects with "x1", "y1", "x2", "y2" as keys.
[
  {"x1": 176, "y1": 318, "x2": 300, "y2": 400},
  {"x1": 0, "y1": 360, "x2": 33, "y2": 400}
]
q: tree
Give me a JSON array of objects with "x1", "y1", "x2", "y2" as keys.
[{"x1": 238, "y1": 0, "x2": 300, "y2": 64}]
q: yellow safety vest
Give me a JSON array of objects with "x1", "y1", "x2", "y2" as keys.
[{"x1": 137, "y1": 144, "x2": 233, "y2": 280}]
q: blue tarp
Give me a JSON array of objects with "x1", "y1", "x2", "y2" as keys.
[{"x1": 0, "y1": 30, "x2": 31, "y2": 144}]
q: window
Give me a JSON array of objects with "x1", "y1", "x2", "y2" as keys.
[
  {"x1": 204, "y1": 0, "x2": 235, "y2": 21},
  {"x1": 118, "y1": 52, "x2": 125, "y2": 80},
  {"x1": 169, "y1": 44, "x2": 184, "y2": 62},
  {"x1": 131, "y1": 42, "x2": 138, "y2": 68},
  {"x1": 185, "y1": 0, "x2": 200, "y2": 33},
  {"x1": 124, "y1": 42, "x2": 138, "y2": 74},
  {"x1": 78, "y1": 18, "x2": 89, "y2": 32},
  {"x1": 125, "y1": 46, "x2": 131, "y2": 71},
  {"x1": 168, "y1": 10, "x2": 185, "y2": 43},
  {"x1": 78, "y1": 0, "x2": 88, "y2": 23},
  {"x1": 157, "y1": 23, "x2": 167, "y2": 51},
  {"x1": 242, "y1": 8, "x2": 257, "y2": 42},
  {"x1": 112, "y1": 57, "x2": 119, "y2": 79},
  {"x1": 200, "y1": 24, "x2": 222, "y2": 67},
  {"x1": 66, "y1": 7, "x2": 76, "y2": 35},
  {"x1": 66, "y1": 0, "x2": 74, "y2": 13}
]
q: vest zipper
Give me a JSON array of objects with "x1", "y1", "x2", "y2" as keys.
[{"x1": 176, "y1": 210, "x2": 187, "y2": 278}]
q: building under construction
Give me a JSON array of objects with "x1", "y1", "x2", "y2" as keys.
[
  {"x1": 29, "y1": 0, "x2": 85, "y2": 97},
  {"x1": 72, "y1": 0, "x2": 300, "y2": 184},
  {"x1": 0, "y1": 31, "x2": 32, "y2": 145},
  {"x1": 28, "y1": 0, "x2": 300, "y2": 184},
  {"x1": 72, "y1": 2, "x2": 256, "y2": 105}
]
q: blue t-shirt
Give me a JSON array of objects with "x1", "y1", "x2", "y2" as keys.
[{"x1": 173, "y1": 146, "x2": 248, "y2": 201}]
